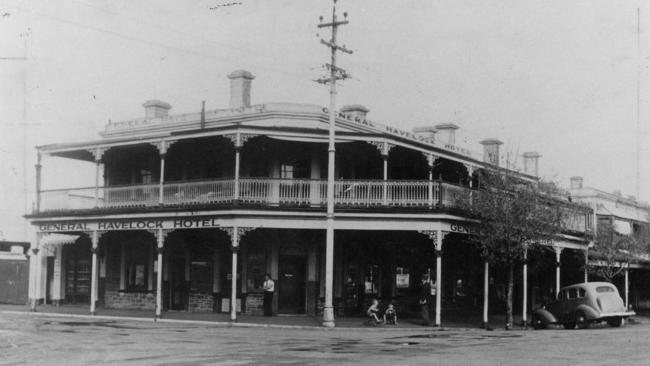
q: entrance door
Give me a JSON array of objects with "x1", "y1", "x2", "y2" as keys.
[
  {"x1": 170, "y1": 257, "x2": 188, "y2": 310},
  {"x1": 65, "y1": 258, "x2": 91, "y2": 303},
  {"x1": 278, "y1": 255, "x2": 306, "y2": 314},
  {"x1": 46, "y1": 257, "x2": 54, "y2": 304}
]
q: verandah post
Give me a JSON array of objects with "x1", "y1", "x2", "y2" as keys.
[
  {"x1": 90, "y1": 230, "x2": 99, "y2": 315},
  {"x1": 483, "y1": 259, "x2": 489, "y2": 329},
  {"x1": 155, "y1": 229, "x2": 166, "y2": 319}
]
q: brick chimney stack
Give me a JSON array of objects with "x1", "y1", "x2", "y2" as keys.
[
  {"x1": 412, "y1": 126, "x2": 437, "y2": 140},
  {"x1": 570, "y1": 176, "x2": 583, "y2": 189},
  {"x1": 480, "y1": 139, "x2": 503, "y2": 166},
  {"x1": 341, "y1": 104, "x2": 369, "y2": 120},
  {"x1": 143, "y1": 100, "x2": 172, "y2": 119},
  {"x1": 522, "y1": 151, "x2": 541, "y2": 177},
  {"x1": 228, "y1": 70, "x2": 255, "y2": 109},
  {"x1": 434, "y1": 123, "x2": 459, "y2": 145}
]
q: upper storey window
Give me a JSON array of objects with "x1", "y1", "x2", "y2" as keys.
[
  {"x1": 141, "y1": 169, "x2": 153, "y2": 184},
  {"x1": 281, "y1": 159, "x2": 308, "y2": 179}
]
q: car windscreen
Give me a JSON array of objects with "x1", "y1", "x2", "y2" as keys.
[{"x1": 596, "y1": 286, "x2": 615, "y2": 293}]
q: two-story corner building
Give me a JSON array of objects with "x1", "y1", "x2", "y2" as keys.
[
  {"x1": 569, "y1": 177, "x2": 650, "y2": 309},
  {"x1": 26, "y1": 70, "x2": 592, "y2": 326}
]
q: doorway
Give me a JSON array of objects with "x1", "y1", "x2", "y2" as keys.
[
  {"x1": 278, "y1": 255, "x2": 306, "y2": 314},
  {"x1": 64, "y1": 241, "x2": 91, "y2": 304},
  {"x1": 169, "y1": 257, "x2": 188, "y2": 310}
]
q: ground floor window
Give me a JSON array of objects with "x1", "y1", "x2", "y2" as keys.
[
  {"x1": 247, "y1": 242, "x2": 267, "y2": 292},
  {"x1": 125, "y1": 243, "x2": 149, "y2": 291}
]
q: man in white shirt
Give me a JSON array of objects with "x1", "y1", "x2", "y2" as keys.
[{"x1": 262, "y1": 273, "x2": 275, "y2": 316}]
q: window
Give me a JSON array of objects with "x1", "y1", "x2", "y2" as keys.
[
  {"x1": 578, "y1": 288, "x2": 586, "y2": 298},
  {"x1": 567, "y1": 288, "x2": 578, "y2": 299},
  {"x1": 280, "y1": 159, "x2": 309, "y2": 179},
  {"x1": 246, "y1": 243, "x2": 267, "y2": 292},
  {"x1": 596, "y1": 286, "x2": 615, "y2": 293},
  {"x1": 125, "y1": 243, "x2": 149, "y2": 291},
  {"x1": 190, "y1": 261, "x2": 212, "y2": 293},
  {"x1": 141, "y1": 169, "x2": 153, "y2": 184}
]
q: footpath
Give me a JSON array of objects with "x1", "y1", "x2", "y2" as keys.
[{"x1": 0, "y1": 304, "x2": 646, "y2": 331}]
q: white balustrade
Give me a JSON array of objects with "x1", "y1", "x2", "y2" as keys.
[
  {"x1": 439, "y1": 183, "x2": 466, "y2": 207},
  {"x1": 163, "y1": 179, "x2": 234, "y2": 205},
  {"x1": 39, "y1": 187, "x2": 96, "y2": 211},
  {"x1": 101, "y1": 184, "x2": 159, "y2": 208},
  {"x1": 38, "y1": 178, "x2": 588, "y2": 235}
]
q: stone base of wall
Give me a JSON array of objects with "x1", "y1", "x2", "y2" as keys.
[
  {"x1": 245, "y1": 293, "x2": 264, "y2": 315},
  {"x1": 105, "y1": 290, "x2": 155, "y2": 310},
  {"x1": 188, "y1": 292, "x2": 214, "y2": 312},
  {"x1": 317, "y1": 297, "x2": 344, "y2": 316}
]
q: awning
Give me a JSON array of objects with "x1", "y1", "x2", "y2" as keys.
[
  {"x1": 613, "y1": 219, "x2": 633, "y2": 235},
  {"x1": 40, "y1": 233, "x2": 80, "y2": 246}
]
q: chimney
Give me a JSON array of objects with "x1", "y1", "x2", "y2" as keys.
[
  {"x1": 522, "y1": 151, "x2": 541, "y2": 176},
  {"x1": 570, "y1": 176, "x2": 583, "y2": 189},
  {"x1": 143, "y1": 100, "x2": 172, "y2": 119},
  {"x1": 480, "y1": 139, "x2": 503, "y2": 166},
  {"x1": 434, "y1": 123, "x2": 460, "y2": 145},
  {"x1": 228, "y1": 70, "x2": 255, "y2": 109},
  {"x1": 413, "y1": 126, "x2": 437, "y2": 140},
  {"x1": 341, "y1": 104, "x2": 369, "y2": 120}
]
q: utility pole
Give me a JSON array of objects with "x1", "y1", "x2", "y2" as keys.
[{"x1": 316, "y1": 0, "x2": 352, "y2": 328}]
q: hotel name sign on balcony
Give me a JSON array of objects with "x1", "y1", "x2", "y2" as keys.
[
  {"x1": 327, "y1": 108, "x2": 474, "y2": 157},
  {"x1": 37, "y1": 218, "x2": 223, "y2": 232}
]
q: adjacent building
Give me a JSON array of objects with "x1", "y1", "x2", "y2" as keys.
[
  {"x1": 569, "y1": 177, "x2": 650, "y2": 309},
  {"x1": 26, "y1": 70, "x2": 592, "y2": 325}
]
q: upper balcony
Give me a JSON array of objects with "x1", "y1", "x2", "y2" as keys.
[
  {"x1": 35, "y1": 177, "x2": 592, "y2": 234},
  {"x1": 37, "y1": 178, "x2": 461, "y2": 212}
]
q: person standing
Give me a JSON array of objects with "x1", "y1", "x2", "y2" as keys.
[
  {"x1": 419, "y1": 276, "x2": 432, "y2": 326},
  {"x1": 262, "y1": 273, "x2": 275, "y2": 316}
]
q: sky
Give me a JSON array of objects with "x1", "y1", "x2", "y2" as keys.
[{"x1": 0, "y1": 0, "x2": 649, "y2": 241}]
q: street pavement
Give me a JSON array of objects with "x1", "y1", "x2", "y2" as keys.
[{"x1": 0, "y1": 312, "x2": 649, "y2": 365}]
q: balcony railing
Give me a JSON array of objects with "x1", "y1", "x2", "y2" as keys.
[
  {"x1": 37, "y1": 177, "x2": 591, "y2": 234},
  {"x1": 38, "y1": 178, "x2": 461, "y2": 211}
]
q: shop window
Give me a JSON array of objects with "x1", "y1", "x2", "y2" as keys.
[
  {"x1": 364, "y1": 265, "x2": 379, "y2": 295},
  {"x1": 125, "y1": 243, "x2": 149, "y2": 291},
  {"x1": 395, "y1": 267, "x2": 411, "y2": 293},
  {"x1": 190, "y1": 261, "x2": 212, "y2": 293},
  {"x1": 246, "y1": 243, "x2": 267, "y2": 292}
]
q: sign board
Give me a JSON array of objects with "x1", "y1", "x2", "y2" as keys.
[
  {"x1": 396, "y1": 274, "x2": 410, "y2": 288},
  {"x1": 37, "y1": 218, "x2": 223, "y2": 232}
]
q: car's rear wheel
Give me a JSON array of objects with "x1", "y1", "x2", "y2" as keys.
[
  {"x1": 575, "y1": 311, "x2": 589, "y2": 329},
  {"x1": 531, "y1": 314, "x2": 546, "y2": 330},
  {"x1": 563, "y1": 321, "x2": 576, "y2": 330},
  {"x1": 607, "y1": 317, "x2": 623, "y2": 327}
]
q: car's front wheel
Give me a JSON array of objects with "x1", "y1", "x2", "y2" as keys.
[
  {"x1": 531, "y1": 314, "x2": 546, "y2": 330},
  {"x1": 575, "y1": 311, "x2": 589, "y2": 329},
  {"x1": 607, "y1": 317, "x2": 623, "y2": 327}
]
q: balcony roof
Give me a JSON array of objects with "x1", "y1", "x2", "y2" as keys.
[{"x1": 36, "y1": 102, "x2": 538, "y2": 181}]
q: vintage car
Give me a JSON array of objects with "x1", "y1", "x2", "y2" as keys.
[{"x1": 532, "y1": 282, "x2": 635, "y2": 329}]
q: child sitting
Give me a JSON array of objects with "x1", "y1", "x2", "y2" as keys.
[
  {"x1": 366, "y1": 299, "x2": 382, "y2": 325},
  {"x1": 383, "y1": 303, "x2": 398, "y2": 325}
]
